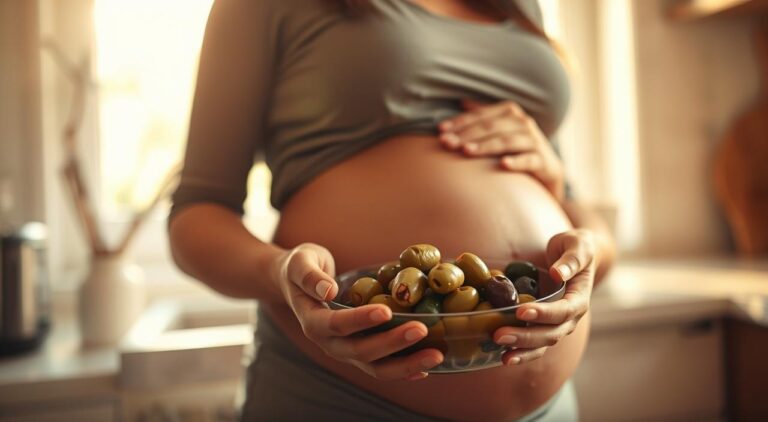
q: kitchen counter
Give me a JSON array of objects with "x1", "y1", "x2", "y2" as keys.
[
  {"x1": 0, "y1": 296, "x2": 119, "y2": 412},
  {"x1": 0, "y1": 259, "x2": 766, "y2": 412}
]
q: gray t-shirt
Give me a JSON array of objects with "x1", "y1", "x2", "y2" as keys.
[{"x1": 171, "y1": 0, "x2": 570, "y2": 215}]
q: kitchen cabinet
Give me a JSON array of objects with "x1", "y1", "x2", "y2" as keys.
[
  {"x1": 575, "y1": 320, "x2": 724, "y2": 421},
  {"x1": 0, "y1": 401, "x2": 117, "y2": 422}
]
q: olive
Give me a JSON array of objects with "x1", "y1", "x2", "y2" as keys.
[
  {"x1": 390, "y1": 267, "x2": 428, "y2": 307},
  {"x1": 469, "y1": 302, "x2": 507, "y2": 336},
  {"x1": 376, "y1": 262, "x2": 401, "y2": 292},
  {"x1": 344, "y1": 277, "x2": 384, "y2": 307},
  {"x1": 513, "y1": 275, "x2": 539, "y2": 297},
  {"x1": 454, "y1": 253, "x2": 491, "y2": 290},
  {"x1": 413, "y1": 294, "x2": 442, "y2": 326},
  {"x1": 443, "y1": 286, "x2": 480, "y2": 313},
  {"x1": 485, "y1": 275, "x2": 519, "y2": 308},
  {"x1": 489, "y1": 269, "x2": 505, "y2": 277},
  {"x1": 399, "y1": 244, "x2": 441, "y2": 273},
  {"x1": 518, "y1": 294, "x2": 536, "y2": 304},
  {"x1": 369, "y1": 294, "x2": 411, "y2": 313},
  {"x1": 427, "y1": 263, "x2": 465, "y2": 294},
  {"x1": 422, "y1": 319, "x2": 448, "y2": 353},
  {"x1": 504, "y1": 261, "x2": 538, "y2": 283}
]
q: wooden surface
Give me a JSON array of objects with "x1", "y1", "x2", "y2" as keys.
[
  {"x1": 713, "y1": 26, "x2": 768, "y2": 257},
  {"x1": 725, "y1": 319, "x2": 768, "y2": 421}
]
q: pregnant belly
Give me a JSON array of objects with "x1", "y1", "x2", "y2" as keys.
[{"x1": 268, "y1": 135, "x2": 589, "y2": 421}]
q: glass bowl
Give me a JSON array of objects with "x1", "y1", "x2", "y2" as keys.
[{"x1": 330, "y1": 260, "x2": 566, "y2": 373}]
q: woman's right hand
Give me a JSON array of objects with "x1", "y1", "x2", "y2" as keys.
[{"x1": 275, "y1": 243, "x2": 444, "y2": 380}]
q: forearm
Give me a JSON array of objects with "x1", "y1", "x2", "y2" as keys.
[
  {"x1": 561, "y1": 200, "x2": 616, "y2": 284},
  {"x1": 168, "y1": 203, "x2": 286, "y2": 301}
]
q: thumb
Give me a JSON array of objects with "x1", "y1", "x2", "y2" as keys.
[
  {"x1": 286, "y1": 247, "x2": 339, "y2": 301},
  {"x1": 547, "y1": 235, "x2": 592, "y2": 282}
]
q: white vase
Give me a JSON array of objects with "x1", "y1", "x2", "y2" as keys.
[{"x1": 78, "y1": 254, "x2": 145, "y2": 347}]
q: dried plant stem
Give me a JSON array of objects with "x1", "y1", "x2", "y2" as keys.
[{"x1": 114, "y1": 162, "x2": 182, "y2": 256}]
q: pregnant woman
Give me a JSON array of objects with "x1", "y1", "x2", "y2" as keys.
[{"x1": 169, "y1": 0, "x2": 615, "y2": 420}]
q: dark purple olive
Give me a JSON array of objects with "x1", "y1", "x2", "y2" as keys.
[
  {"x1": 513, "y1": 276, "x2": 539, "y2": 297},
  {"x1": 504, "y1": 261, "x2": 538, "y2": 282},
  {"x1": 485, "y1": 275, "x2": 519, "y2": 308}
]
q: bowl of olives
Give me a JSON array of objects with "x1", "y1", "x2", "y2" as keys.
[{"x1": 329, "y1": 244, "x2": 566, "y2": 373}]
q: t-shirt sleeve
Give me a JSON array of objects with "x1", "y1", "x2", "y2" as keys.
[{"x1": 169, "y1": 0, "x2": 282, "y2": 219}]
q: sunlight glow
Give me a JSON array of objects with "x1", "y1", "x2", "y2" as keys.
[{"x1": 93, "y1": 0, "x2": 213, "y2": 212}]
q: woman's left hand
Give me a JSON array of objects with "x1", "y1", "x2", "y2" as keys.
[
  {"x1": 493, "y1": 229, "x2": 597, "y2": 365},
  {"x1": 439, "y1": 99, "x2": 565, "y2": 202}
]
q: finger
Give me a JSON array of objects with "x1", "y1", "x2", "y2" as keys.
[
  {"x1": 326, "y1": 320, "x2": 428, "y2": 362},
  {"x1": 463, "y1": 133, "x2": 534, "y2": 156},
  {"x1": 500, "y1": 152, "x2": 543, "y2": 172},
  {"x1": 361, "y1": 348, "x2": 444, "y2": 381},
  {"x1": 513, "y1": 270, "x2": 593, "y2": 324},
  {"x1": 296, "y1": 300, "x2": 393, "y2": 339},
  {"x1": 494, "y1": 320, "x2": 578, "y2": 349},
  {"x1": 440, "y1": 119, "x2": 516, "y2": 150},
  {"x1": 549, "y1": 236, "x2": 594, "y2": 283},
  {"x1": 440, "y1": 101, "x2": 525, "y2": 134},
  {"x1": 502, "y1": 346, "x2": 548, "y2": 365},
  {"x1": 287, "y1": 249, "x2": 338, "y2": 301}
]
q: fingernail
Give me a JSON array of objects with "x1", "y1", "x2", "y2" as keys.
[
  {"x1": 407, "y1": 371, "x2": 429, "y2": 381},
  {"x1": 558, "y1": 264, "x2": 572, "y2": 280},
  {"x1": 463, "y1": 143, "x2": 478, "y2": 152},
  {"x1": 507, "y1": 357, "x2": 521, "y2": 365},
  {"x1": 420, "y1": 357, "x2": 441, "y2": 368},
  {"x1": 440, "y1": 121, "x2": 453, "y2": 131},
  {"x1": 498, "y1": 335, "x2": 517, "y2": 345},
  {"x1": 404, "y1": 327, "x2": 426, "y2": 341},
  {"x1": 370, "y1": 308, "x2": 389, "y2": 322},
  {"x1": 441, "y1": 133, "x2": 460, "y2": 147},
  {"x1": 521, "y1": 309, "x2": 538, "y2": 321},
  {"x1": 315, "y1": 280, "x2": 332, "y2": 300}
]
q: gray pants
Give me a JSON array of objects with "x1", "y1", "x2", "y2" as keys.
[{"x1": 240, "y1": 310, "x2": 578, "y2": 422}]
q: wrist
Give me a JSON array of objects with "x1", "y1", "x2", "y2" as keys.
[{"x1": 252, "y1": 244, "x2": 290, "y2": 301}]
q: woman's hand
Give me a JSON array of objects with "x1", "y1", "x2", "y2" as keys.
[
  {"x1": 275, "y1": 243, "x2": 444, "y2": 380},
  {"x1": 493, "y1": 229, "x2": 596, "y2": 365},
  {"x1": 439, "y1": 99, "x2": 565, "y2": 202}
]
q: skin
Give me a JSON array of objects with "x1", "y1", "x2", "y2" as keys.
[{"x1": 169, "y1": 1, "x2": 616, "y2": 421}]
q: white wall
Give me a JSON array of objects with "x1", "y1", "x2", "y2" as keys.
[{"x1": 632, "y1": 2, "x2": 761, "y2": 256}]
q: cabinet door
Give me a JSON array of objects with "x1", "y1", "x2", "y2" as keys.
[
  {"x1": 575, "y1": 320, "x2": 724, "y2": 421},
  {"x1": 0, "y1": 402, "x2": 116, "y2": 422}
]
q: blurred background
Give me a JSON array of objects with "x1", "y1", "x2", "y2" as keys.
[{"x1": 1, "y1": 0, "x2": 767, "y2": 420}]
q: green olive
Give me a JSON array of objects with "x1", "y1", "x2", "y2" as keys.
[
  {"x1": 454, "y1": 253, "x2": 491, "y2": 290},
  {"x1": 369, "y1": 294, "x2": 411, "y2": 313},
  {"x1": 376, "y1": 262, "x2": 401, "y2": 292},
  {"x1": 390, "y1": 267, "x2": 428, "y2": 307},
  {"x1": 442, "y1": 286, "x2": 480, "y2": 313},
  {"x1": 504, "y1": 261, "x2": 539, "y2": 283},
  {"x1": 427, "y1": 263, "x2": 465, "y2": 294},
  {"x1": 469, "y1": 302, "x2": 507, "y2": 336},
  {"x1": 489, "y1": 269, "x2": 505, "y2": 277},
  {"x1": 399, "y1": 244, "x2": 441, "y2": 273},
  {"x1": 422, "y1": 319, "x2": 448, "y2": 353},
  {"x1": 413, "y1": 294, "x2": 442, "y2": 327},
  {"x1": 344, "y1": 277, "x2": 384, "y2": 307}
]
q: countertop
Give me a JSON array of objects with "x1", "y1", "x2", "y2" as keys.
[{"x1": 1, "y1": 258, "x2": 766, "y2": 406}]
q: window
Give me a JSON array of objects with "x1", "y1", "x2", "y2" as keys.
[{"x1": 92, "y1": 0, "x2": 277, "y2": 267}]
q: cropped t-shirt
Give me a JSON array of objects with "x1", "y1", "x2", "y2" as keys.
[{"x1": 171, "y1": 0, "x2": 570, "y2": 215}]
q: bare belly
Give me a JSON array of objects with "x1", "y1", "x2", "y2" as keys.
[{"x1": 268, "y1": 135, "x2": 590, "y2": 422}]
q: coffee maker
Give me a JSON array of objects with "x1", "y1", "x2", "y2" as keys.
[{"x1": 0, "y1": 222, "x2": 50, "y2": 355}]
